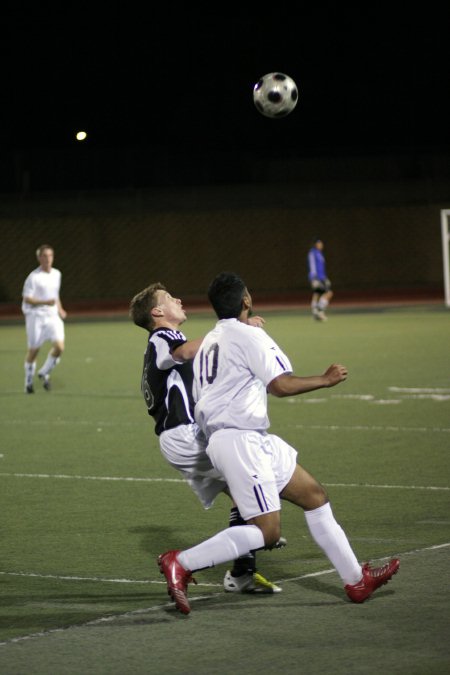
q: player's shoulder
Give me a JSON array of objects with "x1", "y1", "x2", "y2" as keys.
[
  {"x1": 24, "y1": 267, "x2": 40, "y2": 283},
  {"x1": 225, "y1": 319, "x2": 270, "y2": 344},
  {"x1": 151, "y1": 327, "x2": 186, "y2": 344},
  {"x1": 220, "y1": 318, "x2": 253, "y2": 330},
  {"x1": 219, "y1": 318, "x2": 251, "y2": 337}
]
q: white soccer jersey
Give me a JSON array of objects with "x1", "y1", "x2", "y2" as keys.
[
  {"x1": 21, "y1": 267, "x2": 62, "y2": 316},
  {"x1": 193, "y1": 319, "x2": 292, "y2": 438}
]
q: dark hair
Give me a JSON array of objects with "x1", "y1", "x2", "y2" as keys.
[
  {"x1": 208, "y1": 272, "x2": 246, "y2": 319},
  {"x1": 129, "y1": 282, "x2": 166, "y2": 331}
]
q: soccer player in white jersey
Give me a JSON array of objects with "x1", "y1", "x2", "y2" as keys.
[
  {"x1": 157, "y1": 272, "x2": 400, "y2": 614},
  {"x1": 129, "y1": 282, "x2": 284, "y2": 594},
  {"x1": 22, "y1": 245, "x2": 67, "y2": 393}
]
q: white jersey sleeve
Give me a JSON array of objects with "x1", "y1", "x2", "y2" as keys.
[{"x1": 193, "y1": 319, "x2": 292, "y2": 438}]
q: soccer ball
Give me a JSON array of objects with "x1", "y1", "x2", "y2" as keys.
[{"x1": 253, "y1": 72, "x2": 298, "y2": 118}]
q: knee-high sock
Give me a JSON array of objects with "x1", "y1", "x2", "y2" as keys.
[
  {"x1": 178, "y1": 525, "x2": 264, "y2": 573},
  {"x1": 24, "y1": 361, "x2": 36, "y2": 386},
  {"x1": 38, "y1": 354, "x2": 60, "y2": 377},
  {"x1": 304, "y1": 502, "x2": 362, "y2": 585}
]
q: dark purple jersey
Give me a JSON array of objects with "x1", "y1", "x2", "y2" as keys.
[{"x1": 141, "y1": 327, "x2": 195, "y2": 435}]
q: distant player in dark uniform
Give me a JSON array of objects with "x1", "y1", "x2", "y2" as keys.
[
  {"x1": 129, "y1": 282, "x2": 283, "y2": 593},
  {"x1": 307, "y1": 238, "x2": 333, "y2": 321}
]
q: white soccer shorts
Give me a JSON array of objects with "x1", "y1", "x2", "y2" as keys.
[
  {"x1": 206, "y1": 429, "x2": 297, "y2": 521},
  {"x1": 25, "y1": 314, "x2": 65, "y2": 349},
  {"x1": 159, "y1": 423, "x2": 227, "y2": 509}
]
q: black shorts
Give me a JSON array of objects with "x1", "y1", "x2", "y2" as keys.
[{"x1": 310, "y1": 278, "x2": 331, "y2": 294}]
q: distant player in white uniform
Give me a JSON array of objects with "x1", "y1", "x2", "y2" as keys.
[
  {"x1": 157, "y1": 272, "x2": 400, "y2": 614},
  {"x1": 22, "y1": 244, "x2": 67, "y2": 393},
  {"x1": 129, "y1": 282, "x2": 284, "y2": 594}
]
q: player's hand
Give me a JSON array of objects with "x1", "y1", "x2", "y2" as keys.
[
  {"x1": 323, "y1": 363, "x2": 348, "y2": 387},
  {"x1": 248, "y1": 315, "x2": 265, "y2": 328}
]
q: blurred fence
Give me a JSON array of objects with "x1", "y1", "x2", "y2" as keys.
[{"x1": 1, "y1": 153, "x2": 449, "y2": 310}]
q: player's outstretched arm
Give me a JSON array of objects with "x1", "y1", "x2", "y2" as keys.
[
  {"x1": 172, "y1": 315, "x2": 266, "y2": 362},
  {"x1": 172, "y1": 314, "x2": 266, "y2": 362},
  {"x1": 172, "y1": 337, "x2": 204, "y2": 362},
  {"x1": 268, "y1": 364, "x2": 348, "y2": 398}
]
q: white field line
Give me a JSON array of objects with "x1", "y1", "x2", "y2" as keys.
[
  {"x1": 0, "y1": 472, "x2": 448, "y2": 490},
  {"x1": 1, "y1": 542, "x2": 448, "y2": 647},
  {"x1": 290, "y1": 424, "x2": 450, "y2": 433},
  {"x1": 2, "y1": 421, "x2": 449, "y2": 431},
  {"x1": 0, "y1": 473, "x2": 185, "y2": 483},
  {"x1": 0, "y1": 570, "x2": 220, "y2": 586},
  {"x1": 0, "y1": 419, "x2": 135, "y2": 427},
  {"x1": 324, "y1": 482, "x2": 449, "y2": 491},
  {"x1": 1, "y1": 542, "x2": 448, "y2": 590},
  {"x1": 388, "y1": 387, "x2": 450, "y2": 394}
]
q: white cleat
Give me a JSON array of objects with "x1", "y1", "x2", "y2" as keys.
[{"x1": 224, "y1": 570, "x2": 282, "y2": 594}]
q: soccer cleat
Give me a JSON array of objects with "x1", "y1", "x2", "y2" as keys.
[
  {"x1": 157, "y1": 550, "x2": 196, "y2": 615},
  {"x1": 254, "y1": 572, "x2": 282, "y2": 593},
  {"x1": 38, "y1": 373, "x2": 51, "y2": 391},
  {"x1": 25, "y1": 384, "x2": 34, "y2": 394},
  {"x1": 265, "y1": 536, "x2": 287, "y2": 550},
  {"x1": 313, "y1": 309, "x2": 327, "y2": 322},
  {"x1": 345, "y1": 558, "x2": 400, "y2": 603},
  {"x1": 224, "y1": 570, "x2": 282, "y2": 594}
]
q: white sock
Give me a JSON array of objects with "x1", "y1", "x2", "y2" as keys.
[
  {"x1": 24, "y1": 361, "x2": 36, "y2": 386},
  {"x1": 38, "y1": 354, "x2": 60, "y2": 377},
  {"x1": 178, "y1": 525, "x2": 264, "y2": 572},
  {"x1": 304, "y1": 502, "x2": 361, "y2": 585},
  {"x1": 318, "y1": 298, "x2": 329, "y2": 310}
]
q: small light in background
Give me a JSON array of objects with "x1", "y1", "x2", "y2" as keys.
[{"x1": 76, "y1": 131, "x2": 87, "y2": 141}]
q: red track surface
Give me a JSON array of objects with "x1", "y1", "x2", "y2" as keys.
[{"x1": 1, "y1": 289, "x2": 444, "y2": 321}]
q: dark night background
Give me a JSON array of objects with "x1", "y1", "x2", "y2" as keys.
[
  {"x1": 1, "y1": 4, "x2": 449, "y2": 308},
  {"x1": 2, "y1": 4, "x2": 450, "y2": 191}
]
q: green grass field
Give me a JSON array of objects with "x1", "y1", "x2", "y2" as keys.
[{"x1": 1, "y1": 306, "x2": 449, "y2": 674}]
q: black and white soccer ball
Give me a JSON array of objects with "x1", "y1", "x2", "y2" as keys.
[{"x1": 253, "y1": 72, "x2": 299, "y2": 118}]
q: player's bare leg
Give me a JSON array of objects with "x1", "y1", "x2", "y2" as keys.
[
  {"x1": 224, "y1": 495, "x2": 285, "y2": 593},
  {"x1": 38, "y1": 340, "x2": 64, "y2": 390},
  {"x1": 225, "y1": 507, "x2": 284, "y2": 593}
]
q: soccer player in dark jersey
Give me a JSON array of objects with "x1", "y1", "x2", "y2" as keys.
[
  {"x1": 307, "y1": 238, "x2": 334, "y2": 321},
  {"x1": 129, "y1": 282, "x2": 283, "y2": 593}
]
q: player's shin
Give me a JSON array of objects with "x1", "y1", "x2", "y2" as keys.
[
  {"x1": 304, "y1": 502, "x2": 362, "y2": 585},
  {"x1": 178, "y1": 525, "x2": 264, "y2": 572}
]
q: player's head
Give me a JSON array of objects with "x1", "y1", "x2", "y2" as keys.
[
  {"x1": 36, "y1": 244, "x2": 54, "y2": 269},
  {"x1": 208, "y1": 272, "x2": 251, "y2": 319},
  {"x1": 312, "y1": 237, "x2": 324, "y2": 250},
  {"x1": 129, "y1": 282, "x2": 167, "y2": 331}
]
